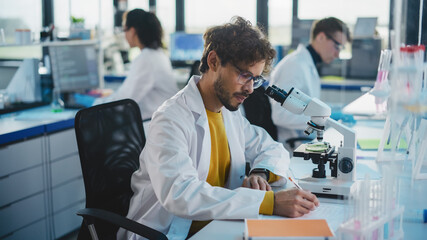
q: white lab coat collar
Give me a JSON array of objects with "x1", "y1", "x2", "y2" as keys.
[
  {"x1": 183, "y1": 75, "x2": 205, "y2": 120},
  {"x1": 223, "y1": 109, "x2": 247, "y2": 189},
  {"x1": 296, "y1": 44, "x2": 320, "y2": 89},
  {"x1": 183, "y1": 76, "x2": 211, "y2": 180}
]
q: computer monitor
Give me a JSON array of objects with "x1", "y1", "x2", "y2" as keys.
[
  {"x1": 0, "y1": 61, "x2": 19, "y2": 90},
  {"x1": 291, "y1": 19, "x2": 315, "y2": 49},
  {"x1": 353, "y1": 17, "x2": 377, "y2": 38},
  {"x1": 0, "y1": 59, "x2": 44, "y2": 114},
  {"x1": 49, "y1": 43, "x2": 100, "y2": 93},
  {"x1": 169, "y1": 32, "x2": 204, "y2": 62}
]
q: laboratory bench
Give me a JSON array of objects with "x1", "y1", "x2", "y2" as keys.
[
  {"x1": 0, "y1": 106, "x2": 84, "y2": 239},
  {"x1": 320, "y1": 78, "x2": 374, "y2": 106},
  {"x1": 190, "y1": 118, "x2": 427, "y2": 240}
]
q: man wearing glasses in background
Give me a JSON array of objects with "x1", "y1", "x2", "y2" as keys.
[
  {"x1": 119, "y1": 16, "x2": 319, "y2": 240},
  {"x1": 270, "y1": 17, "x2": 351, "y2": 153}
]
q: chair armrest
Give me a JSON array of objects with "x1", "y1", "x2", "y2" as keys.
[{"x1": 77, "y1": 208, "x2": 168, "y2": 240}]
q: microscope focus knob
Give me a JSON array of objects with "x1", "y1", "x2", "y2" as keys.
[{"x1": 339, "y1": 157, "x2": 353, "y2": 174}]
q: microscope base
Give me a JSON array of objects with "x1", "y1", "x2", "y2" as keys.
[{"x1": 298, "y1": 176, "x2": 355, "y2": 200}]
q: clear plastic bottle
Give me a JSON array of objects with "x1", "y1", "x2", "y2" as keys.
[
  {"x1": 51, "y1": 87, "x2": 64, "y2": 112},
  {"x1": 371, "y1": 49, "x2": 392, "y2": 114},
  {"x1": 0, "y1": 90, "x2": 5, "y2": 109}
]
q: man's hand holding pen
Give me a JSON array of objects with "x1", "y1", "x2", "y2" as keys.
[
  {"x1": 273, "y1": 189, "x2": 319, "y2": 217},
  {"x1": 242, "y1": 173, "x2": 319, "y2": 218}
]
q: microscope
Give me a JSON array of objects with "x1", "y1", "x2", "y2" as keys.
[{"x1": 265, "y1": 85, "x2": 357, "y2": 200}]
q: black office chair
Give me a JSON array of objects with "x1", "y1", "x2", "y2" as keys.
[
  {"x1": 243, "y1": 86, "x2": 278, "y2": 141},
  {"x1": 187, "y1": 60, "x2": 201, "y2": 83},
  {"x1": 74, "y1": 99, "x2": 167, "y2": 240}
]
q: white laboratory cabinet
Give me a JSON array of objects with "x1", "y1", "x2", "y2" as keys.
[{"x1": 0, "y1": 128, "x2": 84, "y2": 239}]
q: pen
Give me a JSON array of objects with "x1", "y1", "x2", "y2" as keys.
[{"x1": 288, "y1": 176, "x2": 303, "y2": 190}]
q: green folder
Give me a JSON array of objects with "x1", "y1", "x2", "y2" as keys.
[{"x1": 357, "y1": 139, "x2": 408, "y2": 150}]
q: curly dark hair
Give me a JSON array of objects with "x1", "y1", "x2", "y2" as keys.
[
  {"x1": 199, "y1": 16, "x2": 276, "y2": 75},
  {"x1": 311, "y1": 17, "x2": 352, "y2": 43},
  {"x1": 125, "y1": 9, "x2": 164, "y2": 49}
]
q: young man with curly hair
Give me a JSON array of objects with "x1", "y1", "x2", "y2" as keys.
[{"x1": 119, "y1": 16, "x2": 319, "y2": 240}]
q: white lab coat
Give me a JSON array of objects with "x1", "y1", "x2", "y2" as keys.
[
  {"x1": 120, "y1": 76, "x2": 290, "y2": 240},
  {"x1": 95, "y1": 48, "x2": 178, "y2": 120},
  {"x1": 270, "y1": 44, "x2": 321, "y2": 145}
]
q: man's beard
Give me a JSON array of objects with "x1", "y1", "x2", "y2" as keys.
[{"x1": 214, "y1": 74, "x2": 249, "y2": 111}]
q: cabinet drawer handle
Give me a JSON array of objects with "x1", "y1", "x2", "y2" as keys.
[{"x1": 0, "y1": 174, "x2": 10, "y2": 180}]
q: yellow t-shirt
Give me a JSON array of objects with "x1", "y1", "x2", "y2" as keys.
[
  {"x1": 204, "y1": 109, "x2": 231, "y2": 187},
  {"x1": 188, "y1": 109, "x2": 275, "y2": 236}
]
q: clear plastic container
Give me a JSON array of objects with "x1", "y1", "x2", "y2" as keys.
[{"x1": 51, "y1": 87, "x2": 64, "y2": 112}]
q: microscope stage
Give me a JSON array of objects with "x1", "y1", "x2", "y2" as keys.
[
  {"x1": 293, "y1": 143, "x2": 335, "y2": 160},
  {"x1": 298, "y1": 176, "x2": 354, "y2": 200}
]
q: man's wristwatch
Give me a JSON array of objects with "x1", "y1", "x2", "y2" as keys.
[{"x1": 249, "y1": 168, "x2": 270, "y2": 181}]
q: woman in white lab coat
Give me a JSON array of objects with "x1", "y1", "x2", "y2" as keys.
[
  {"x1": 95, "y1": 9, "x2": 178, "y2": 120},
  {"x1": 270, "y1": 17, "x2": 351, "y2": 151}
]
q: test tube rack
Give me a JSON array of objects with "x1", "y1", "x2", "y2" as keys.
[
  {"x1": 337, "y1": 175, "x2": 404, "y2": 240},
  {"x1": 338, "y1": 207, "x2": 404, "y2": 240}
]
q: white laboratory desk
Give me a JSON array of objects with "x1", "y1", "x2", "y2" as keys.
[
  {"x1": 0, "y1": 106, "x2": 84, "y2": 239},
  {"x1": 320, "y1": 78, "x2": 374, "y2": 106},
  {"x1": 190, "y1": 119, "x2": 427, "y2": 240},
  {"x1": 0, "y1": 105, "x2": 152, "y2": 239}
]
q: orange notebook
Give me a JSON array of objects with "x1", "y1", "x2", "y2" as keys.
[{"x1": 245, "y1": 219, "x2": 334, "y2": 239}]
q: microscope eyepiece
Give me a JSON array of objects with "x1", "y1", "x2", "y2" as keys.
[{"x1": 264, "y1": 85, "x2": 288, "y2": 104}]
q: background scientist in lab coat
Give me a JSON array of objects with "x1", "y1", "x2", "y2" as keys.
[
  {"x1": 94, "y1": 9, "x2": 178, "y2": 120},
  {"x1": 119, "y1": 17, "x2": 319, "y2": 240},
  {"x1": 270, "y1": 17, "x2": 351, "y2": 152}
]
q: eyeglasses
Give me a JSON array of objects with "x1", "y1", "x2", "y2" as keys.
[
  {"x1": 233, "y1": 64, "x2": 266, "y2": 89},
  {"x1": 324, "y1": 32, "x2": 344, "y2": 51}
]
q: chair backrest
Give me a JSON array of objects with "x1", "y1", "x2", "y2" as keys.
[
  {"x1": 187, "y1": 60, "x2": 201, "y2": 82},
  {"x1": 243, "y1": 87, "x2": 278, "y2": 141},
  {"x1": 74, "y1": 99, "x2": 145, "y2": 239}
]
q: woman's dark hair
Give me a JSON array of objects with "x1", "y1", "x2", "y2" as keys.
[
  {"x1": 125, "y1": 9, "x2": 164, "y2": 49},
  {"x1": 199, "y1": 16, "x2": 276, "y2": 75}
]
